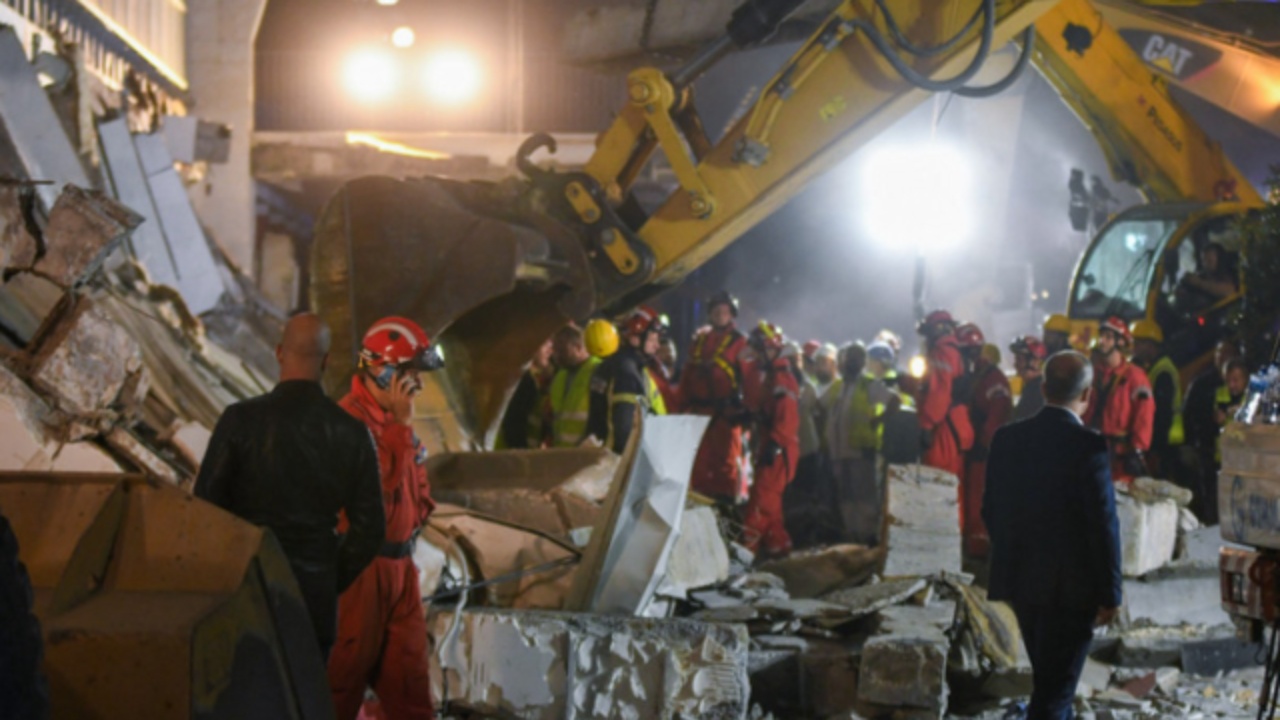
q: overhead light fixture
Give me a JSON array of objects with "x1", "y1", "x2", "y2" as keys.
[
  {"x1": 343, "y1": 49, "x2": 399, "y2": 103},
  {"x1": 376, "y1": 0, "x2": 398, "y2": 6},
  {"x1": 391, "y1": 26, "x2": 415, "y2": 48},
  {"x1": 423, "y1": 49, "x2": 482, "y2": 106}
]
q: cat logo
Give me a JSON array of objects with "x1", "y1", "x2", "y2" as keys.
[{"x1": 1118, "y1": 30, "x2": 1222, "y2": 80}]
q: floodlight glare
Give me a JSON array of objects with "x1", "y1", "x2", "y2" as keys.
[
  {"x1": 343, "y1": 49, "x2": 399, "y2": 103},
  {"x1": 861, "y1": 143, "x2": 975, "y2": 250},
  {"x1": 391, "y1": 26, "x2": 415, "y2": 49},
  {"x1": 423, "y1": 49, "x2": 482, "y2": 106}
]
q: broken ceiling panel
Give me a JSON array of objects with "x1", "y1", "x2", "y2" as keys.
[
  {"x1": 98, "y1": 117, "x2": 181, "y2": 289},
  {"x1": 133, "y1": 132, "x2": 225, "y2": 314}
]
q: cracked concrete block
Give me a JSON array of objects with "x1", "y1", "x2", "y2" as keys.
[
  {"x1": 884, "y1": 464, "x2": 961, "y2": 578},
  {"x1": 1116, "y1": 492, "x2": 1178, "y2": 577},
  {"x1": 858, "y1": 635, "x2": 949, "y2": 714},
  {"x1": 822, "y1": 578, "x2": 929, "y2": 618},
  {"x1": 34, "y1": 185, "x2": 141, "y2": 288},
  {"x1": 432, "y1": 608, "x2": 750, "y2": 720},
  {"x1": 27, "y1": 297, "x2": 148, "y2": 420},
  {"x1": 1123, "y1": 567, "x2": 1229, "y2": 628},
  {"x1": 105, "y1": 427, "x2": 180, "y2": 486}
]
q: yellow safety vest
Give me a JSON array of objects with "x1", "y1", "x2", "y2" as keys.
[
  {"x1": 1148, "y1": 356, "x2": 1184, "y2": 446},
  {"x1": 823, "y1": 374, "x2": 884, "y2": 454},
  {"x1": 605, "y1": 365, "x2": 666, "y2": 450},
  {"x1": 549, "y1": 357, "x2": 601, "y2": 447},
  {"x1": 646, "y1": 368, "x2": 667, "y2": 416}
]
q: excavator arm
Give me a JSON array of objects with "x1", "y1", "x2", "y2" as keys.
[{"x1": 311, "y1": 0, "x2": 1258, "y2": 448}]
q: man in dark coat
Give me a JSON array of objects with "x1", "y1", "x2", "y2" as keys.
[{"x1": 984, "y1": 351, "x2": 1123, "y2": 719}]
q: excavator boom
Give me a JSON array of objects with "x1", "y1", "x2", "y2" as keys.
[{"x1": 311, "y1": 0, "x2": 1258, "y2": 448}]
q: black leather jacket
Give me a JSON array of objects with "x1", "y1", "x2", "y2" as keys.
[{"x1": 195, "y1": 380, "x2": 385, "y2": 592}]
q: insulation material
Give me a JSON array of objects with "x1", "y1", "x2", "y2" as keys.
[
  {"x1": 431, "y1": 608, "x2": 750, "y2": 720},
  {"x1": 883, "y1": 464, "x2": 962, "y2": 577},
  {"x1": 34, "y1": 185, "x2": 141, "y2": 288}
]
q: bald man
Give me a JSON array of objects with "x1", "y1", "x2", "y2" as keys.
[{"x1": 196, "y1": 313, "x2": 385, "y2": 660}]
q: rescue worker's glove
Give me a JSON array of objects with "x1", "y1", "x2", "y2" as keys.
[
  {"x1": 760, "y1": 440, "x2": 782, "y2": 465},
  {"x1": 1123, "y1": 451, "x2": 1149, "y2": 478},
  {"x1": 969, "y1": 444, "x2": 989, "y2": 463}
]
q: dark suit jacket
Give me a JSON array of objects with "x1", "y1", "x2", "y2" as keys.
[{"x1": 983, "y1": 405, "x2": 1123, "y2": 610}]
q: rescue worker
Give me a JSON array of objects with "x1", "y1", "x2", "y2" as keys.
[
  {"x1": 680, "y1": 291, "x2": 750, "y2": 502},
  {"x1": 820, "y1": 342, "x2": 899, "y2": 545},
  {"x1": 811, "y1": 343, "x2": 840, "y2": 398},
  {"x1": 196, "y1": 313, "x2": 385, "y2": 661},
  {"x1": 330, "y1": 316, "x2": 444, "y2": 720},
  {"x1": 650, "y1": 326, "x2": 681, "y2": 412},
  {"x1": 956, "y1": 325, "x2": 1012, "y2": 558},
  {"x1": 1183, "y1": 339, "x2": 1240, "y2": 523},
  {"x1": 802, "y1": 340, "x2": 822, "y2": 377},
  {"x1": 1131, "y1": 319, "x2": 1183, "y2": 479},
  {"x1": 782, "y1": 341, "x2": 828, "y2": 549},
  {"x1": 496, "y1": 337, "x2": 555, "y2": 449},
  {"x1": 1084, "y1": 316, "x2": 1155, "y2": 483},
  {"x1": 1214, "y1": 357, "x2": 1250, "y2": 466},
  {"x1": 743, "y1": 322, "x2": 800, "y2": 558},
  {"x1": 917, "y1": 310, "x2": 973, "y2": 478},
  {"x1": 1044, "y1": 313, "x2": 1073, "y2": 355},
  {"x1": 547, "y1": 324, "x2": 603, "y2": 448},
  {"x1": 588, "y1": 306, "x2": 667, "y2": 453},
  {"x1": 868, "y1": 340, "x2": 918, "y2": 465},
  {"x1": 1009, "y1": 335, "x2": 1048, "y2": 422}
]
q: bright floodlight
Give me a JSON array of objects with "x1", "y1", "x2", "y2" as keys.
[
  {"x1": 862, "y1": 143, "x2": 974, "y2": 250},
  {"x1": 391, "y1": 26, "x2": 415, "y2": 49},
  {"x1": 343, "y1": 49, "x2": 399, "y2": 103},
  {"x1": 423, "y1": 49, "x2": 482, "y2": 106},
  {"x1": 376, "y1": 0, "x2": 398, "y2": 6}
]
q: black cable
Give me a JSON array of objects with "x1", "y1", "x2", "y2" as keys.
[
  {"x1": 956, "y1": 25, "x2": 1036, "y2": 98},
  {"x1": 876, "y1": 0, "x2": 985, "y2": 58},
  {"x1": 847, "y1": 0, "x2": 995, "y2": 93}
]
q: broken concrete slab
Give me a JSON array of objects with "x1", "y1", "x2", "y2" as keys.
[
  {"x1": 884, "y1": 464, "x2": 961, "y2": 578},
  {"x1": 858, "y1": 602, "x2": 956, "y2": 715},
  {"x1": 657, "y1": 505, "x2": 731, "y2": 600},
  {"x1": 1130, "y1": 476, "x2": 1193, "y2": 507},
  {"x1": 1115, "y1": 625, "x2": 1234, "y2": 668},
  {"x1": 34, "y1": 185, "x2": 141, "y2": 288},
  {"x1": 1077, "y1": 658, "x2": 1115, "y2": 698},
  {"x1": 822, "y1": 578, "x2": 929, "y2": 619},
  {"x1": 431, "y1": 608, "x2": 750, "y2": 720},
  {"x1": 105, "y1": 427, "x2": 180, "y2": 486},
  {"x1": 757, "y1": 544, "x2": 882, "y2": 599},
  {"x1": 1115, "y1": 491, "x2": 1178, "y2": 577},
  {"x1": 1180, "y1": 637, "x2": 1264, "y2": 677},
  {"x1": 1123, "y1": 565, "x2": 1230, "y2": 628},
  {"x1": 0, "y1": 184, "x2": 38, "y2": 273}
]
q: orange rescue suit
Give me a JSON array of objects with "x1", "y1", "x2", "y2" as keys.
[
  {"x1": 1085, "y1": 358, "x2": 1155, "y2": 483},
  {"x1": 744, "y1": 358, "x2": 801, "y2": 556},
  {"x1": 679, "y1": 324, "x2": 750, "y2": 500},
  {"x1": 917, "y1": 334, "x2": 973, "y2": 478},
  {"x1": 963, "y1": 361, "x2": 1012, "y2": 557}
]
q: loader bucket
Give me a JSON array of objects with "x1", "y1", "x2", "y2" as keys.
[{"x1": 310, "y1": 175, "x2": 596, "y2": 448}]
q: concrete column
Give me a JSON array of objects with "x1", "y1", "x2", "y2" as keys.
[{"x1": 184, "y1": 0, "x2": 267, "y2": 276}]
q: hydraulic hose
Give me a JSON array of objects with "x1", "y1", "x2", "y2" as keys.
[
  {"x1": 876, "y1": 0, "x2": 985, "y2": 58},
  {"x1": 956, "y1": 26, "x2": 1036, "y2": 98},
  {"x1": 849, "y1": 0, "x2": 996, "y2": 93}
]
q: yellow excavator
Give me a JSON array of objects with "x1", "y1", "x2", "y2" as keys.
[{"x1": 310, "y1": 0, "x2": 1263, "y2": 451}]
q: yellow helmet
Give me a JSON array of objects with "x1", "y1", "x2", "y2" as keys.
[
  {"x1": 1131, "y1": 319, "x2": 1164, "y2": 344},
  {"x1": 584, "y1": 318, "x2": 620, "y2": 358},
  {"x1": 1044, "y1": 313, "x2": 1071, "y2": 334},
  {"x1": 980, "y1": 343, "x2": 1002, "y2": 367}
]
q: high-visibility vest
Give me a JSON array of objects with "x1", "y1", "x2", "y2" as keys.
[
  {"x1": 823, "y1": 374, "x2": 883, "y2": 456},
  {"x1": 1148, "y1": 355, "x2": 1184, "y2": 446},
  {"x1": 645, "y1": 368, "x2": 667, "y2": 416},
  {"x1": 549, "y1": 357, "x2": 601, "y2": 447}
]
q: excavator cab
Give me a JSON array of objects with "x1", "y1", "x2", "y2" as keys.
[{"x1": 1067, "y1": 202, "x2": 1248, "y2": 382}]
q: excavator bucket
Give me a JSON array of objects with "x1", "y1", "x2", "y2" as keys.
[{"x1": 310, "y1": 175, "x2": 596, "y2": 448}]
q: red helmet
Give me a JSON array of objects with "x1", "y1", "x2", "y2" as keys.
[
  {"x1": 917, "y1": 309, "x2": 957, "y2": 337},
  {"x1": 802, "y1": 340, "x2": 822, "y2": 359},
  {"x1": 1009, "y1": 335, "x2": 1047, "y2": 361},
  {"x1": 1099, "y1": 316, "x2": 1132, "y2": 344},
  {"x1": 621, "y1": 305, "x2": 662, "y2": 339},
  {"x1": 955, "y1": 322, "x2": 985, "y2": 349},
  {"x1": 749, "y1": 321, "x2": 786, "y2": 352},
  {"x1": 360, "y1": 316, "x2": 444, "y2": 374}
]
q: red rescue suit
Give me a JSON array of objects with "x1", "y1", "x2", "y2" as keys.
[
  {"x1": 680, "y1": 325, "x2": 750, "y2": 500},
  {"x1": 744, "y1": 358, "x2": 800, "y2": 556},
  {"x1": 1085, "y1": 358, "x2": 1155, "y2": 483},
  {"x1": 918, "y1": 334, "x2": 973, "y2": 478},
  {"x1": 963, "y1": 360, "x2": 1012, "y2": 558},
  {"x1": 331, "y1": 376, "x2": 435, "y2": 720}
]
